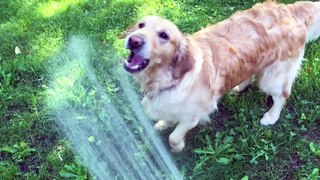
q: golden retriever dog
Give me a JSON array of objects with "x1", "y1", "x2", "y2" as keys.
[{"x1": 120, "y1": 1, "x2": 320, "y2": 152}]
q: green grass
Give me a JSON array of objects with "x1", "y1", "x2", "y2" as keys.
[{"x1": 0, "y1": 0, "x2": 319, "y2": 179}]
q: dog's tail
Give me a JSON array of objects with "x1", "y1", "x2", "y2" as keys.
[{"x1": 289, "y1": 1, "x2": 320, "y2": 43}]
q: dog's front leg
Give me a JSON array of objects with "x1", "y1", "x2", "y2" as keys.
[{"x1": 169, "y1": 117, "x2": 199, "y2": 152}]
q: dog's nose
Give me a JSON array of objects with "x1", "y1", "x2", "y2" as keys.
[{"x1": 128, "y1": 35, "x2": 144, "y2": 50}]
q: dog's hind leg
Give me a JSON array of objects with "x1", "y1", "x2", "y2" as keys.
[{"x1": 258, "y1": 50, "x2": 304, "y2": 125}]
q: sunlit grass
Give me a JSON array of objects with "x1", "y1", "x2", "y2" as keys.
[
  {"x1": 31, "y1": 29, "x2": 65, "y2": 63},
  {"x1": 38, "y1": 0, "x2": 84, "y2": 18},
  {"x1": 135, "y1": 0, "x2": 163, "y2": 17},
  {"x1": 134, "y1": 0, "x2": 183, "y2": 20}
]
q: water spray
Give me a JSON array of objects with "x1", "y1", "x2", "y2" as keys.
[{"x1": 46, "y1": 36, "x2": 182, "y2": 180}]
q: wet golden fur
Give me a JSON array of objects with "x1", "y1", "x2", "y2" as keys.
[{"x1": 121, "y1": 1, "x2": 320, "y2": 152}]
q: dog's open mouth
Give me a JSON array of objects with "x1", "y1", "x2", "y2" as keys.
[{"x1": 124, "y1": 51, "x2": 150, "y2": 73}]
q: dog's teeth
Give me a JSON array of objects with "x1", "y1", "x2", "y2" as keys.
[
  {"x1": 131, "y1": 64, "x2": 139, "y2": 69},
  {"x1": 125, "y1": 61, "x2": 138, "y2": 69}
]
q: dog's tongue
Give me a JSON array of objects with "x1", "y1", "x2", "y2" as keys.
[{"x1": 126, "y1": 55, "x2": 144, "y2": 68}]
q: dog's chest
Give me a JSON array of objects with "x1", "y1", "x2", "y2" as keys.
[
  {"x1": 141, "y1": 88, "x2": 213, "y2": 122},
  {"x1": 142, "y1": 96, "x2": 192, "y2": 121}
]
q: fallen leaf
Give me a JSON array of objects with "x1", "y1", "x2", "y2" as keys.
[{"x1": 15, "y1": 46, "x2": 21, "y2": 55}]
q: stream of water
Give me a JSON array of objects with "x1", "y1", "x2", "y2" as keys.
[{"x1": 47, "y1": 36, "x2": 182, "y2": 180}]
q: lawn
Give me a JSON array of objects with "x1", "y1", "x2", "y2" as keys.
[{"x1": 1, "y1": 0, "x2": 319, "y2": 179}]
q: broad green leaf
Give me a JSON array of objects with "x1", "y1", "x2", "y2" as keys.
[
  {"x1": 0, "y1": 146, "x2": 17, "y2": 153},
  {"x1": 311, "y1": 168, "x2": 319, "y2": 177},
  {"x1": 310, "y1": 142, "x2": 316, "y2": 153},
  {"x1": 217, "y1": 157, "x2": 230, "y2": 165},
  {"x1": 241, "y1": 175, "x2": 249, "y2": 180},
  {"x1": 59, "y1": 171, "x2": 79, "y2": 178}
]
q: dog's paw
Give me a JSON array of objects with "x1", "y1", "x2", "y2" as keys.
[
  {"x1": 169, "y1": 134, "x2": 185, "y2": 152},
  {"x1": 170, "y1": 141, "x2": 185, "y2": 153},
  {"x1": 260, "y1": 113, "x2": 278, "y2": 125},
  {"x1": 154, "y1": 120, "x2": 174, "y2": 131}
]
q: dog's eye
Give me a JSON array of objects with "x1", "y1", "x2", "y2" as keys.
[
  {"x1": 158, "y1": 32, "x2": 169, "y2": 40},
  {"x1": 138, "y1": 22, "x2": 145, "y2": 28}
]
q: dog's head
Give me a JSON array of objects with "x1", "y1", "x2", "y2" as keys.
[{"x1": 120, "y1": 16, "x2": 193, "y2": 79}]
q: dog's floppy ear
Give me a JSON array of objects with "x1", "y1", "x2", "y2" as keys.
[
  {"x1": 118, "y1": 24, "x2": 137, "y2": 39},
  {"x1": 171, "y1": 38, "x2": 194, "y2": 79}
]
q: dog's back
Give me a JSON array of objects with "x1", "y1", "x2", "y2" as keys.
[{"x1": 193, "y1": 1, "x2": 320, "y2": 94}]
